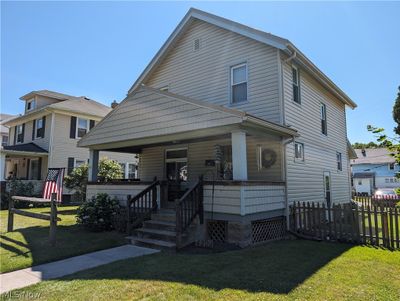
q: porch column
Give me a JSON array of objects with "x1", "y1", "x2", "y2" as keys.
[
  {"x1": 0, "y1": 152, "x2": 5, "y2": 181},
  {"x1": 231, "y1": 131, "x2": 248, "y2": 180},
  {"x1": 88, "y1": 149, "x2": 99, "y2": 182}
]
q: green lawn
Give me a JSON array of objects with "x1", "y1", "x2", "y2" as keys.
[
  {"x1": 0, "y1": 206, "x2": 126, "y2": 273},
  {"x1": 3, "y1": 240, "x2": 400, "y2": 300}
]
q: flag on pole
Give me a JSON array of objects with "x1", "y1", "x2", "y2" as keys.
[{"x1": 43, "y1": 168, "x2": 65, "y2": 202}]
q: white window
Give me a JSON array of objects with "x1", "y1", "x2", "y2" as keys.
[
  {"x1": 76, "y1": 118, "x2": 88, "y2": 138},
  {"x1": 26, "y1": 98, "x2": 36, "y2": 111},
  {"x1": 231, "y1": 63, "x2": 247, "y2": 103},
  {"x1": 294, "y1": 142, "x2": 304, "y2": 161},
  {"x1": 336, "y1": 152, "x2": 342, "y2": 171},
  {"x1": 385, "y1": 178, "x2": 390, "y2": 183},
  {"x1": 321, "y1": 103, "x2": 327, "y2": 135},
  {"x1": 389, "y1": 163, "x2": 395, "y2": 170},
  {"x1": 292, "y1": 66, "x2": 300, "y2": 104},
  {"x1": 128, "y1": 163, "x2": 137, "y2": 179},
  {"x1": 74, "y1": 159, "x2": 86, "y2": 168},
  {"x1": 1, "y1": 135, "x2": 8, "y2": 146},
  {"x1": 35, "y1": 118, "x2": 44, "y2": 139},
  {"x1": 16, "y1": 125, "x2": 23, "y2": 143},
  {"x1": 390, "y1": 178, "x2": 394, "y2": 183}
]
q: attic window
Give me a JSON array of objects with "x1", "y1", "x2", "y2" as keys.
[
  {"x1": 27, "y1": 99, "x2": 36, "y2": 111},
  {"x1": 194, "y1": 38, "x2": 200, "y2": 51}
]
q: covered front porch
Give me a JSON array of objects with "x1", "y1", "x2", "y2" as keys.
[
  {"x1": 1, "y1": 143, "x2": 48, "y2": 194},
  {"x1": 79, "y1": 86, "x2": 298, "y2": 247}
]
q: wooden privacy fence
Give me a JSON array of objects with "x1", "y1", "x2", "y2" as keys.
[
  {"x1": 290, "y1": 201, "x2": 400, "y2": 250},
  {"x1": 7, "y1": 193, "x2": 60, "y2": 246}
]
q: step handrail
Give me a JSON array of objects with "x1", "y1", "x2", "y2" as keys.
[
  {"x1": 176, "y1": 176, "x2": 204, "y2": 248},
  {"x1": 126, "y1": 178, "x2": 159, "y2": 234}
]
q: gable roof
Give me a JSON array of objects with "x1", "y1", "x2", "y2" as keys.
[
  {"x1": 3, "y1": 142, "x2": 48, "y2": 154},
  {"x1": 78, "y1": 85, "x2": 298, "y2": 148},
  {"x1": 127, "y1": 8, "x2": 357, "y2": 109},
  {"x1": 351, "y1": 148, "x2": 395, "y2": 165}
]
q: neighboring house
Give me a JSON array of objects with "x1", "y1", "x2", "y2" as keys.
[
  {"x1": 2, "y1": 90, "x2": 137, "y2": 197},
  {"x1": 79, "y1": 8, "x2": 357, "y2": 248},
  {"x1": 351, "y1": 148, "x2": 399, "y2": 195},
  {"x1": 0, "y1": 114, "x2": 16, "y2": 181}
]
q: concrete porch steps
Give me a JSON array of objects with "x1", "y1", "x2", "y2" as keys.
[{"x1": 127, "y1": 209, "x2": 180, "y2": 250}]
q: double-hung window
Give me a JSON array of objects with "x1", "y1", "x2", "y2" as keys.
[
  {"x1": 76, "y1": 118, "x2": 88, "y2": 138},
  {"x1": 35, "y1": 118, "x2": 44, "y2": 138},
  {"x1": 231, "y1": 63, "x2": 247, "y2": 103},
  {"x1": 16, "y1": 125, "x2": 24, "y2": 143},
  {"x1": 26, "y1": 99, "x2": 36, "y2": 111},
  {"x1": 292, "y1": 67, "x2": 301, "y2": 104},
  {"x1": 294, "y1": 142, "x2": 304, "y2": 161},
  {"x1": 336, "y1": 152, "x2": 342, "y2": 171},
  {"x1": 321, "y1": 103, "x2": 327, "y2": 135}
]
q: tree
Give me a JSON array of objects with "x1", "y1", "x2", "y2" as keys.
[
  {"x1": 64, "y1": 158, "x2": 123, "y2": 202},
  {"x1": 352, "y1": 141, "x2": 379, "y2": 149},
  {"x1": 392, "y1": 86, "x2": 400, "y2": 135}
]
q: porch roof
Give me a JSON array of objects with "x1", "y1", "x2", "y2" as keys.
[
  {"x1": 3, "y1": 143, "x2": 48, "y2": 157},
  {"x1": 78, "y1": 86, "x2": 298, "y2": 151}
]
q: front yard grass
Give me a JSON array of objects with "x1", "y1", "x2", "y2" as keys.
[
  {"x1": 0, "y1": 206, "x2": 126, "y2": 273},
  {"x1": 3, "y1": 240, "x2": 400, "y2": 300}
]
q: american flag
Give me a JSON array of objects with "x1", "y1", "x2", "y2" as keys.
[{"x1": 43, "y1": 168, "x2": 65, "y2": 202}]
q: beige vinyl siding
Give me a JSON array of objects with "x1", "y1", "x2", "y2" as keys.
[
  {"x1": 34, "y1": 95, "x2": 60, "y2": 111},
  {"x1": 145, "y1": 19, "x2": 281, "y2": 123},
  {"x1": 50, "y1": 113, "x2": 135, "y2": 170},
  {"x1": 9, "y1": 115, "x2": 51, "y2": 150},
  {"x1": 138, "y1": 136, "x2": 283, "y2": 182},
  {"x1": 203, "y1": 185, "x2": 241, "y2": 215},
  {"x1": 282, "y1": 56, "x2": 350, "y2": 203},
  {"x1": 80, "y1": 88, "x2": 243, "y2": 146}
]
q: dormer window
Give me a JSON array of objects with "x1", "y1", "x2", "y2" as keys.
[{"x1": 27, "y1": 99, "x2": 36, "y2": 111}]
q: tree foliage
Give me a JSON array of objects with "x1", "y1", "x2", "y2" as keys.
[
  {"x1": 64, "y1": 158, "x2": 123, "y2": 202},
  {"x1": 351, "y1": 141, "x2": 380, "y2": 149},
  {"x1": 392, "y1": 86, "x2": 400, "y2": 135}
]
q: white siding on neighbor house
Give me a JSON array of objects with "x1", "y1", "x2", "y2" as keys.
[
  {"x1": 145, "y1": 19, "x2": 281, "y2": 123},
  {"x1": 9, "y1": 114, "x2": 51, "y2": 151},
  {"x1": 282, "y1": 56, "x2": 351, "y2": 204},
  {"x1": 50, "y1": 113, "x2": 136, "y2": 171},
  {"x1": 80, "y1": 88, "x2": 243, "y2": 146},
  {"x1": 138, "y1": 135, "x2": 283, "y2": 182}
]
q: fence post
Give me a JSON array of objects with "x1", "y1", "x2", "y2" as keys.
[
  {"x1": 7, "y1": 196, "x2": 15, "y2": 232},
  {"x1": 49, "y1": 193, "x2": 57, "y2": 246},
  {"x1": 198, "y1": 176, "x2": 204, "y2": 224},
  {"x1": 126, "y1": 195, "x2": 131, "y2": 235}
]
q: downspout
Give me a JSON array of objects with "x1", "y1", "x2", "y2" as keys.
[{"x1": 283, "y1": 135, "x2": 295, "y2": 231}]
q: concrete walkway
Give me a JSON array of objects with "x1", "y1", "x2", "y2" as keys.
[{"x1": 0, "y1": 245, "x2": 159, "y2": 294}]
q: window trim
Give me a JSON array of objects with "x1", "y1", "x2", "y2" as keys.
[
  {"x1": 165, "y1": 147, "x2": 188, "y2": 163},
  {"x1": 35, "y1": 118, "x2": 44, "y2": 139},
  {"x1": 26, "y1": 98, "x2": 36, "y2": 112},
  {"x1": 336, "y1": 152, "x2": 342, "y2": 171},
  {"x1": 321, "y1": 103, "x2": 327, "y2": 136},
  {"x1": 16, "y1": 124, "x2": 24, "y2": 144},
  {"x1": 292, "y1": 66, "x2": 301, "y2": 104},
  {"x1": 76, "y1": 117, "x2": 89, "y2": 139},
  {"x1": 74, "y1": 159, "x2": 86, "y2": 168},
  {"x1": 388, "y1": 163, "x2": 395, "y2": 170},
  {"x1": 294, "y1": 142, "x2": 305, "y2": 162},
  {"x1": 230, "y1": 63, "x2": 248, "y2": 104}
]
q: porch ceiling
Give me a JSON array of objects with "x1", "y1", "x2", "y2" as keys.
[{"x1": 79, "y1": 86, "x2": 298, "y2": 152}]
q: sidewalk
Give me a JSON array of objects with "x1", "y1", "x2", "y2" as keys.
[{"x1": 0, "y1": 245, "x2": 159, "y2": 294}]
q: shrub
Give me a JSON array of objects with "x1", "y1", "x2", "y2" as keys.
[
  {"x1": 76, "y1": 193, "x2": 119, "y2": 231},
  {"x1": 1, "y1": 179, "x2": 38, "y2": 209},
  {"x1": 64, "y1": 158, "x2": 123, "y2": 202}
]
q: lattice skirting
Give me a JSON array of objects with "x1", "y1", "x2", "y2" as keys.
[
  {"x1": 207, "y1": 220, "x2": 228, "y2": 242},
  {"x1": 252, "y1": 217, "x2": 286, "y2": 243}
]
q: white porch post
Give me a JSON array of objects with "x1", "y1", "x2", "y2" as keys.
[
  {"x1": 231, "y1": 131, "x2": 248, "y2": 180},
  {"x1": 88, "y1": 149, "x2": 99, "y2": 182},
  {"x1": 0, "y1": 152, "x2": 6, "y2": 181}
]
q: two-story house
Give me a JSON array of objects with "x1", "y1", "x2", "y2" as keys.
[
  {"x1": 351, "y1": 148, "x2": 399, "y2": 195},
  {"x1": 0, "y1": 114, "x2": 16, "y2": 181},
  {"x1": 78, "y1": 8, "x2": 357, "y2": 248},
  {"x1": 2, "y1": 90, "x2": 137, "y2": 197}
]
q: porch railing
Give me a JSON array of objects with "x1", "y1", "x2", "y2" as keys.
[
  {"x1": 176, "y1": 176, "x2": 204, "y2": 247},
  {"x1": 126, "y1": 178, "x2": 159, "y2": 234}
]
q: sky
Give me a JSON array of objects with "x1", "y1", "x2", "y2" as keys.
[{"x1": 1, "y1": 1, "x2": 399, "y2": 143}]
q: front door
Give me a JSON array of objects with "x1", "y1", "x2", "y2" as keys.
[
  {"x1": 323, "y1": 171, "x2": 331, "y2": 206},
  {"x1": 165, "y1": 148, "x2": 188, "y2": 208}
]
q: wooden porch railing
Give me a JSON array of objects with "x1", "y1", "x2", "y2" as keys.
[
  {"x1": 176, "y1": 176, "x2": 204, "y2": 247},
  {"x1": 126, "y1": 178, "x2": 159, "y2": 234}
]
